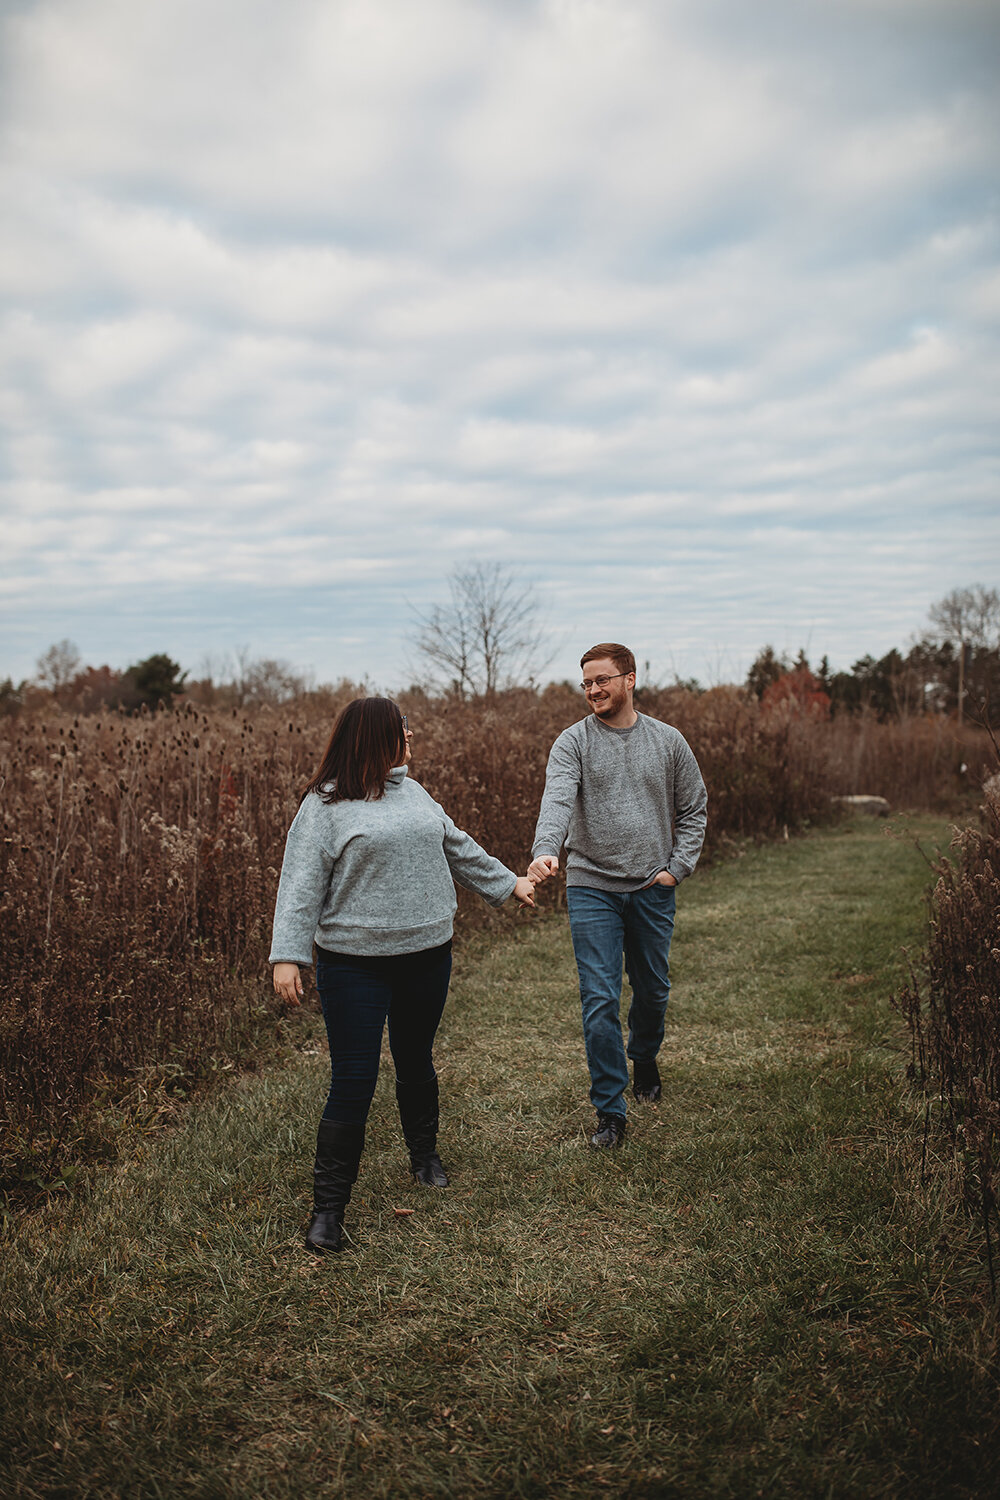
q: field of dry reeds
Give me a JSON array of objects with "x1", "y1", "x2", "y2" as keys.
[
  {"x1": 1, "y1": 684, "x2": 991, "y2": 1185},
  {"x1": 893, "y1": 764, "x2": 1000, "y2": 1287}
]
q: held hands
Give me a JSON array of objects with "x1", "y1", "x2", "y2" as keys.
[
  {"x1": 513, "y1": 854, "x2": 558, "y2": 909},
  {"x1": 273, "y1": 962, "x2": 304, "y2": 1006},
  {"x1": 527, "y1": 854, "x2": 559, "y2": 884}
]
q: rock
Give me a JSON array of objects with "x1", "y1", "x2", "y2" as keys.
[{"x1": 834, "y1": 795, "x2": 891, "y2": 817}]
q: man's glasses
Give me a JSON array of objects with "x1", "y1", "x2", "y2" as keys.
[{"x1": 580, "y1": 672, "x2": 628, "y2": 692}]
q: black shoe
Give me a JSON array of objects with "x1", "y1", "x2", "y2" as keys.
[
  {"x1": 306, "y1": 1118, "x2": 365, "y2": 1254},
  {"x1": 590, "y1": 1112, "x2": 627, "y2": 1149},
  {"x1": 396, "y1": 1076, "x2": 450, "y2": 1188},
  {"x1": 305, "y1": 1208, "x2": 346, "y2": 1255},
  {"x1": 632, "y1": 1059, "x2": 662, "y2": 1103},
  {"x1": 411, "y1": 1151, "x2": 449, "y2": 1188}
]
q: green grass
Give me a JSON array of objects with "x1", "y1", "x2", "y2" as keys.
[{"x1": 2, "y1": 815, "x2": 997, "y2": 1498}]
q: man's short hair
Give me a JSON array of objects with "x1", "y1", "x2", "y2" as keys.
[{"x1": 580, "y1": 643, "x2": 636, "y2": 677}]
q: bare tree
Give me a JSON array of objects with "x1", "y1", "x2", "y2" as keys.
[
  {"x1": 197, "y1": 647, "x2": 309, "y2": 706},
  {"x1": 928, "y1": 585, "x2": 1000, "y2": 725},
  {"x1": 412, "y1": 562, "x2": 551, "y2": 698},
  {"x1": 35, "y1": 639, "x2": 82, "y2": 696},
  {"x1": 240, "y1": 656, "x2": 310, "y2": 705}
]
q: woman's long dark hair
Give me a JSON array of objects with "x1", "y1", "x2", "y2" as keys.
[{"x1": 302, "y1": 697, "x2": 406, "y2": 804}]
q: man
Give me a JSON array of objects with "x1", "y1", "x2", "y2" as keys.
[{"x1": 528, "y1": 644, "x2": 707, "y2": 1148}]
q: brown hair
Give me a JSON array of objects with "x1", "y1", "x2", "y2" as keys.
[
  {"x1": 302, "y1": 697, "x2": 406, "y2": 804},
  {"x1": 580, "y1": 642, "x2": 636, "y2": 677}
]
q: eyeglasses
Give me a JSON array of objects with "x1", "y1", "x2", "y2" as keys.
[
  {"x1": 401, "y1": 715, "x2": 409, "y2": 731},
  {"x1": 580, "y1": 672, "x2": 629, "y2": 692}
]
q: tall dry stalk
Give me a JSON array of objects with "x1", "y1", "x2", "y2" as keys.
[
  {"x1": 892, "y1": 766, "x2": 1000, "y2": 1291},
  {"x1": 1, "y1": 687, "x2": 992, "y2": 1181}
]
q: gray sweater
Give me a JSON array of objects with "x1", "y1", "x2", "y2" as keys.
[
  {"x1": 531, "y1": 713, "x2": 708, "y2": 892},
  {"x1": 269, "y1": 767, "x2": 517, "y2": 962}
]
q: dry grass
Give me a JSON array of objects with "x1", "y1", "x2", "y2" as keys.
[
  {"x1": 1, "y1": 815, "x2": 996, "y2": 1497},
  {"x1": 1, "y1": 687, "x2": 991, "y2": 1184},
  {"x1": 893, "y1": 771, "x2": 1000, "y2": 1290}
]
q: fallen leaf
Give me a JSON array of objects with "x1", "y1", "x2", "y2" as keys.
[{"x1": 393, "y1": 1207, "x2": 415, "y2": 1217}]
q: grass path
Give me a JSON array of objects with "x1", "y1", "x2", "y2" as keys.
[{"x1": 3, "y1": 815, "x2": 998, "y2": 1498}]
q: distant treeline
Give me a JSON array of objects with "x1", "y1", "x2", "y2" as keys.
[
  {"x1": 4, "y1": 632, "x2": 1000, "y2": 727},
  {"x1": 745, "y1": 641, "x2": 1000, "y2": 726}
]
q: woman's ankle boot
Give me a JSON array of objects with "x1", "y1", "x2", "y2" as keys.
[
  {"x1": 395, "y1": 1076, "x2": 449, "y2": 1187},
  {"x1": 305, "y1": 1118, "x2": 365, "y2": 1254}
]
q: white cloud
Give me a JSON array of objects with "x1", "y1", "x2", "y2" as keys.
[{"x1": 1, "y1": 0, "x2": 998, "y2": 687}]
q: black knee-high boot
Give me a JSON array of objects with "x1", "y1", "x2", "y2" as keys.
[
  {"x1": 395, "y1": 1076, "x2": 449, "y2": 1187},
  {"x1": 305, "y1": 1118, "x2": 366, "y2": 1254}
]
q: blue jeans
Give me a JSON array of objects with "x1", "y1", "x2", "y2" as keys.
[
  {"x1": 567, "y1": 884, "x2": 676, "y2": 1118},
  {"x1": 314, "y1": 941, "x2": 452, "y2": 1125}
]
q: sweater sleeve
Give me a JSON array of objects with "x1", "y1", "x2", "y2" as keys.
[
  {"x1": 439, "y1": 808, "x2": 517, "y2": 907},
  {"x1": 268, "y1": 796, "x2": 336, "y2": 964},
  {"x1": 531, "y1": 727, "x2": 582, "y2": 860},
  {"x1": 665, "y1": 733, "x2": 708, "y2": 883}
]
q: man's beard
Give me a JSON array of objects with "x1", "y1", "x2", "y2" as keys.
[{"x1": 593, "y1": 689, "x2": 627, "y2": 717}]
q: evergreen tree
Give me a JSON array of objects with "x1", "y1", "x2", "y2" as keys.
[
  {"x1": 745, "y1": 645, "x2": 788, "y2": 700},
  {"x1": 120, "y1": 654, "x2": 187, "y2": 711}
]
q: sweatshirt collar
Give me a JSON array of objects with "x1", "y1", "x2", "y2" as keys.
[{"x1": 387, "y1": 766, "x2": 409, "y2": 786}]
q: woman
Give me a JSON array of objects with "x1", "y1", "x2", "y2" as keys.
[{"x1": 270, "y1": 696, "x2": 535, "y2": 1255}]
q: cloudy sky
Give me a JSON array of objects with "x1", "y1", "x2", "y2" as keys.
[{"x1": 2, "y1": 0, "x2": 998, "y2": 692}]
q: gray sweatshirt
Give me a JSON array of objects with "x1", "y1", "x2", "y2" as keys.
[
  {"x1": 531, "y1": 713, "x2": 708, "y2": 892},
  {"x1": 269, "y1": 767, "x2": 517, "y2": 962}
]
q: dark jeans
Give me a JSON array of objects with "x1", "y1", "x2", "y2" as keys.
[
  {"x1": 567, "y1": 883, "x2": 676, "y2": 1119},
  {"x1": 314, "y1": 941, "x2": 453, "y2": 1125}
]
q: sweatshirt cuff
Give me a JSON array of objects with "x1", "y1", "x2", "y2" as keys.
[
  {"x1": 490, "y1": 871, "x2": 519, "y2": 907},
  {"x1": 531, "y1": 844, "x2": 561, "y2": 860}
]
